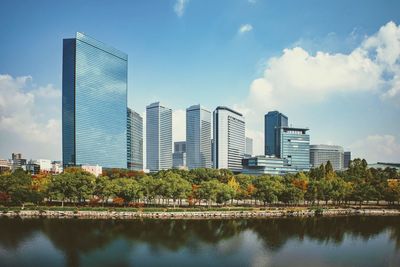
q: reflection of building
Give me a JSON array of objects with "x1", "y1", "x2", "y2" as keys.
[
  {"x1": 280, "y1": 127, "x2": 310, "y2": 172},
  {"x1": 213, "y1": 106, "x2": 245, "y2": 172},
  {"x1": 186, "y1": 105, "x2": 212, "y2": 169},
  {"x1": 242, "y1": 155, "x2": 299, "y2": 175},
  {"x1": 310, "y1": 145, "x2": 344, "y2": 170},
  {"x1": 264, "y1": 111, "x2": 288, "y2": 156},
  {"x1": 127, "y1": 108, "x2": 143, "y2": 171},
  {"x1": 146, "y1": 102, "x2": 172, "y2": 172},
  {"x1": 62, "y1": 32, "x2": 127, "y2": 168},
  {"x1": 344, "y1": 151, "x2": 351, "y2": 169},
  {"x1": 245, "y1": 137, "x2": 253, "y2": 157},
  {"x1": 173, "y1": 141, "x2": 186, "y2": 169},
  {"x1": 11, "y1": 153, "x2": 26, "y2": 171},
  {"x1": 82, "y1": 165, "x2": 103, "y2": 177}
]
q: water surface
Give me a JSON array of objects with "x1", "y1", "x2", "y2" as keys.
[{"x1": 0, "y1": 216, "x2": 399, "y2": 267}]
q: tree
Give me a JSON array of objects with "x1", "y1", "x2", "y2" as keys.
[
  {"x1": 253, "y1": 175, "x2": 284, "y2": 206},
  {"x1": 93, "y1": 175, "x2": 111, "y2": 205},
  {"x1": 325, "y1": 161, "x2": 334, "y2": 176},
  {"x1": 280, "y1": 184, "x2": 304, "y2": 205},
  {"x1": 162, "y1": 172, "x2": 191, "y2": 208},
  {"x1": 111, "y1": 178, "x2": 142, "y2": 205},
  {"x1": 198, "y1": 180, "x2": 221, "y2": 207},
  {"x1": 49, "y1": 173, "x2": 77, "y2": 207},
  {"x1": 0, "y1": 169, "x2": 33, "y2": 206}
]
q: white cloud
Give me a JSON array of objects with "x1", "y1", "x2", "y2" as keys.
[
  {"x1": 349, "y1": 135, "x2": 400, "y2": 163},
  {"x1": 238, "y1": 24, "x2": 253, "y2": 34},
  {"x1": 0, "y1": 74, "x2": 61, "y2": 160},
  {"x1": 173, "y1": 109, "x2": 186, "y2": 142},
  {"x1": 174, "y1": 0, "x2": 189, "y2": 17},
  {"x1": 235, "y1": 21, "x2": 400, "y2": 159},
  {"x1": 248, "y1": 0, "x2": 257, "y2": 4}
]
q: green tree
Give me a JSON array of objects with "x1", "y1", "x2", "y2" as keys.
[
  {"x1": 253, "y1": 175, "x2": 284, "y2": 206},
  {"x1": 198, "y1": 180, "x2": 221, "y2": 207},
  {"x1": 111, "y1": 178, "x2": 142, "y2": 205}
]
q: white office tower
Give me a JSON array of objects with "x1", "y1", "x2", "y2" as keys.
[
  {"x1": 213, "y1": 106, "x2": 245, "y2": 172},
  {"x1": 146, "y1": 102, "x2": 172, "y2": 172},
  {"x1": 186, "y1": 105, "x2": 212, "y2": 169}
]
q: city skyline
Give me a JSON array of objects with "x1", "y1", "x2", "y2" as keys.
[{"x1": 1, "y1": 0, "x2": 400, "y2": 163}]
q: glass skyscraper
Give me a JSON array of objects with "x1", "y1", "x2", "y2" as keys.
[
  {"x1": 127, "y1": 108, "x2": 143, "y2": 171},
  {"x1": 265, "y1": 111, "x2": 288, "y2": 157},
  {"x1": 186, "y1": 105, "x2": 212, "y2": 169},
  {"x1": 146, "y1": 102, "x2": 172, "y2": 172},
  {"x1": 280, "y1": 127, "x2": 310, "y2": 171},
  {"x1": 62, "y1": 32, "x2": 128, "y2": 168},
  {"x1": 213, "y1": 106, "x2": 245, "y2": 172}
]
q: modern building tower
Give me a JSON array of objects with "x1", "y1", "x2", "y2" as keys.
[
  {"x1": 280, "y1": 126, "x2": 310, "y2": 171},
  {"x1": 213, "y1": 106, "x2": 245, "y2": 172},
  {"x1": 186, "y1": 105, "x2": 212, "y2": 169},
  {"x1": 127, "y1": 108, "x2": 143, "y2": 171},
  {"x1": 245, "y1": 137, "x2": 253, "y2": 157},
  {"x1": 264, "y1": 111, "x2": 288, "y2": 157},
  {"x1": 173, "y1": 141, "x2": 186, "y2": 169},
  {"x1": 146, "y1": 102, "x2": 172, "y2": 172},
  {"x1": 344, "y1": 151, "x2": 351, "y2": 169},
  {"x1": 62, "y1": 32, "x2": 127, "y2": 168},
  {"x1": 310, "y1": 144, "x2": 344, "y2": 170}
]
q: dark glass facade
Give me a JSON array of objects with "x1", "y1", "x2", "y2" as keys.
[
  {"x1": 62, "y1": 32, "x2": 127, "y2": 168},
  {"x1": 264, "y1": 111, "x2": 288, "y2": 157}
]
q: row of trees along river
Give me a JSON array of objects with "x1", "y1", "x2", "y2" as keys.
[{"x1": 0, "y1": 158, "x2": 399, "y2": 208}]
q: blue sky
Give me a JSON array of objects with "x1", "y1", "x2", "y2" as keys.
[{"x1": 0, "y1": 0, "x2": 400, "y2": 163}]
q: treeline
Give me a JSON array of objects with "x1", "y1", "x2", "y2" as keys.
[{"x1": 0, "y1": 159, "x2": 399, "y2": 207}]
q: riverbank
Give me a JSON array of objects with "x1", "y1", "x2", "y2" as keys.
[{"x1": 1, "y1": 207, "x2": 400, "y2": 219}]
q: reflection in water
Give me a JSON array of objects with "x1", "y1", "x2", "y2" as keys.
[{"x1": 0, "y1": 216, "x2": 399, "y2": 267}]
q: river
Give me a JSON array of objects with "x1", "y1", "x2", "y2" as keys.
[{"x1": 0, "y1": 216, "x2": 399, "y2": 267}]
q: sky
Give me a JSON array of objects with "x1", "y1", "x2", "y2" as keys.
[{"x1": 0, "y1": 0, "x2": 400, "y2": 164}]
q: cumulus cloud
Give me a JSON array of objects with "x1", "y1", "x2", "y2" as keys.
[
  {"x1": 0, "y1": 74, "x2": 61, "y2": 160},
  {"x1": 238, "y1": 24, "x2": 253, "y2": 34},
  {"x1": 235, "y1": 21, "x2": 400, "y2": 159},
  {"x1": 349, "y1": 134, "x2": 400, "y2": 163},
  {"x1": 174, "y1": 0, "x2": 189, "y2": 17},
  {"x1": 239, "y1": 21, "x2": 400, "y2": 114}
]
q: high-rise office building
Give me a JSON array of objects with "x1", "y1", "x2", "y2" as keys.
[
  {"x1": 310, "y1": 144, "x2": 344, "y2": 170},
  {"x1": 280, "y1": 126, "x2": 310, "y2": 171},
  {"x1": 213, "y1": 106, "x2": 245, "y2": 172},
  {"x1": 127, "y1": 108, "x2": 143, "y2": 171},
  {"x1": 186, "y1": 105, "x2": 212, "y2": 169},
  {"x1": 146, "y1": 102, "x2": 172, "y2": 172},
  {"x1": 173, "y1": 141, "x2": 186, "y2": 169},
  {"x1": 344, "y1": 151, "x2": 351, "y2": 169},
  {"x1": 265, "y1": 111, "x2": 288, "y2": 156},
  {"x1": 245, "y1": 137, "x2": 253, "y2": 157},
  {"x1": 62, "y1": 32, "x2": 127, "y2": 168}
]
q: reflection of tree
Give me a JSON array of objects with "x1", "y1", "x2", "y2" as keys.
[
  {"x1": 248, "y1": 216, "x2": 400, "y2": 251},
  {"x1": 0, "y1": 218, "x2": 43, "y2": 249},
  {"x1": 0, "y1": 216, "x2": 399, "y2": 265},
  {"x1": 42, "y1": 219, "x2": 115, "y2": 267}
]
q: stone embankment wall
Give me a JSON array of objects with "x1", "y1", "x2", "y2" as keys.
[{"x1": 1, "y1": 208, "x2": 400, "y2": 219}]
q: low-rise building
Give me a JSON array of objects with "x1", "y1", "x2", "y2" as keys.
[
  {"x1": 0, "y1": 159, "x2": 11, "y2": 173},
  {"x1": 310, "y1": 144, "x2": 344, "y2": 170},
  {"x1": 82, "y1": 165, "x2": 103, "y2": 177},
  {"x1": 242, "y1": 155, "x2": 299, "y2": 175}
]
